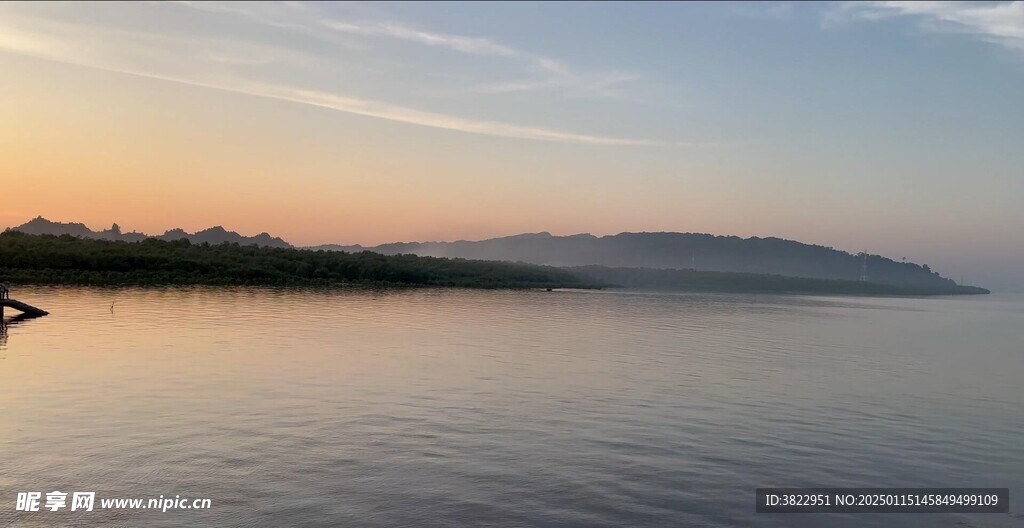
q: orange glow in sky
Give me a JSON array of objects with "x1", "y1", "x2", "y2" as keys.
[{"x1": 2, "y1": 2, "x2": 1021, "y2": 290}]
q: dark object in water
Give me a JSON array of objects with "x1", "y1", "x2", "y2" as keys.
[
  {"x1": 0, "y1": 298, "x2": 49, "y2": 317},
  {"x1": 546, "y1": 288, "x2": 553, "y2": 292}
]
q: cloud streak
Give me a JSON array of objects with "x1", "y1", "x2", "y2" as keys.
[
  {"x1": 0, "y1": 8, "x2": 705, "y2": 147},
  {"x1": 323, "y1": 20, "x2": 524, "y2": 59},
  {"x1": 319, "y1": 18, "x2": 637, "y2": 95},
  {"x1": 830, "y1": 1, "x2": 1024, "y2": 51},
  {"x1": 254, "y1": 85, "x2": 677, "y2": 146},
  {"x1": 208, "y1": 3, "x2": 642, "y2": 98}
]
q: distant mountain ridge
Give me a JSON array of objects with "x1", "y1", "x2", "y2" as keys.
[
  {"x1": 7, "y1": 217, "x2": 976, "y2": 289},
  {"x1": 311, "y1": 231, "x2": 963, "y2": 289},
  {"x1": 6, "y1": 217, "x2": 291, "y2": 248}
]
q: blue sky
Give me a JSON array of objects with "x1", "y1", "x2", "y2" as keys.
[{"x1": 0, "y1": 2, "x2": 1021, "y2": 289}]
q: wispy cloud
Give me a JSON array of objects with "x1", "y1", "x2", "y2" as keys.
[
  {"x1": 322, "y1": 20, "x2": 523, "y2": 59},
  {"x1": 321, "y1": 16, "x2": 639, "y2": 98},
  {"x1": 253, "y1": 85, "x2": 676, "y2": 146},
  {"x1": 0, "y1": 5, "x2": 708, "y2": 147},
  {"x1": 172, "y1": 2, "x2": 640, "y2": 99},
  {"x1": 828, "y1": 1, "x2": 1024, "y2": 51}
]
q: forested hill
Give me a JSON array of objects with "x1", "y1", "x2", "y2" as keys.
[
  {"x1": 0, "y1": 232, "x2": 591, "y2": 289},
  {"x1": 8, "y1": 218, "x2": 976, "y2": 290},
  {"x1": 0, "y1": 233, "x2": 987, "y2": 295},
  {"x1": 312, "y1": 232, "x2": 962, "y2": 289}
]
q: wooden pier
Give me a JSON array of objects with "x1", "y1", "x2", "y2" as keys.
[{"x1": 0, "y1": 298, "x2": 49, "y2": 317}]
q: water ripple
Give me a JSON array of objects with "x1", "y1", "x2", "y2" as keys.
[{"x1": 1, "y1": 287, "x2": 1022, "y2": 527}]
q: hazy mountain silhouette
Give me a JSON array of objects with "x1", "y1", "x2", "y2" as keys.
[
  {"x1": 312, "y1": 231, "x2": 959, "y2": 288},
  {"x1": 7, "y1": 217, "x2": 291, "y2": 248},
  {"x1": 8, "y1": 217, "x2": 971, "y2": 288}
]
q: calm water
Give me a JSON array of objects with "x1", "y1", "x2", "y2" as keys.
[{"x1": 1, "y1": 287, "x2": 1022, "y2": 527}]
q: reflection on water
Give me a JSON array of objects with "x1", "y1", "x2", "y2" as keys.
[
  {"x1": 0, "y1": 287, "x2": 1022, "y2": 527},
  {"x1": 0, "y1": 313, "x2": 44, "y2": 349}
]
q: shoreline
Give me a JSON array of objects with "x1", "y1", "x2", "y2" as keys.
[
  {"x1": 0, "y1": 233, "x2": 989, "y2": 297},
  {"x1": 3, "y1": 280, "x2": 988, "y2": 298}
]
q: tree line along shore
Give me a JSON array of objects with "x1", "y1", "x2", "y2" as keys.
[{"x1": 0, "y1": 232, "x2": 988, "y2": 295}]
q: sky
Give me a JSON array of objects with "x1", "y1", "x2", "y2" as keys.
[{"x1": 0, "y1": 1, "x2": 1021, "y2": 290}]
